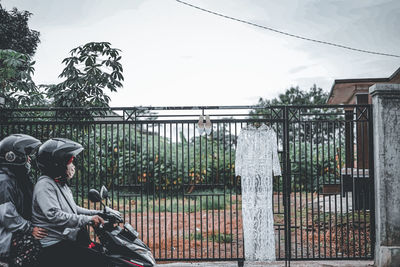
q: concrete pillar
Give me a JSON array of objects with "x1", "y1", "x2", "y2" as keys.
[{"x1": 370, "y1": 83, "x2": 400, "y2": 267}]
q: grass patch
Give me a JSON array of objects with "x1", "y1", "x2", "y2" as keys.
[
  {"x1": 311, "y1": 211, "x2": 371, "y2": 223},
  {"x1": 188, "y1": 232, "x2": 203, "y2": 241},
  {"x1": 209, "y1": 232, "x2": 233, "y2": 243},
  {"x1": 88, "y1": 193, "x2": 234, "y2": 213}
]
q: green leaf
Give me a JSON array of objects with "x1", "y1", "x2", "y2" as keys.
[{"x1": 45, "y1": 42, "x2": 124, "y2": 119}]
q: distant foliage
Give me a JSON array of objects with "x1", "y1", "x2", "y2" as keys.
[
  {"x1": 52, "y1": 123, "x2": 237, "y2": 195},
  {"x1": 85, "y1": 124, "x2": 236, "y2": 194},
  {"x1": 254, "y1": 84, "x2": 328, "y2": 107},
  {"x1": 0, "y1": 4, "x2": 40, "y2": 56},
  {"x1": 0, "y1": 49, "x2": 44, "y2": 108}
]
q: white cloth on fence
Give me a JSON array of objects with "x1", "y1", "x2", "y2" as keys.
[{"x1": 235, "y1": 124, "x2": 281, "y2": 261}]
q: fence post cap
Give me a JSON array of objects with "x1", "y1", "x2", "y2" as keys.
[{"x1": 369, "y1": 83, "x2": 400, "y2": 97}]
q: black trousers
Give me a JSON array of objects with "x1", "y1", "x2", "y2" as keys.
[{"x1": 38, "y1": 239, "x2": 107, "y2": 267}]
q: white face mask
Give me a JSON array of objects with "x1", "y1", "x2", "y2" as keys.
[{"x1": 66, "y1": 163, "x2": 75, "y2": 180}]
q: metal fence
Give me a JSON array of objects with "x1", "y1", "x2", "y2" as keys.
[
  {"x1": 285, "y1": 105, "x2": 374, "y2": 261},
  {"x1": 0, "y1": 105, "x2": 374, "y2": 264}
]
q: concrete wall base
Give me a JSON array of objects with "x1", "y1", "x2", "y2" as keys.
[{"x1": 376, "y1": 246, "x2": 400, "y2": 267}]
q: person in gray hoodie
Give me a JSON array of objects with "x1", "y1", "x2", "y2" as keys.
[
  {"x1": 32, "y1": 138, "x2": 108, "y2": 267},
  {"x1": 0, "y1": 134, "x2": 47, "y2": 267}
]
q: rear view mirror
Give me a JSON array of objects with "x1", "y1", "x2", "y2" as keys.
[
  {"x1": 88, "y1": 189, "x2": 102, "y2": 203},
  {"x1": 100, "y1": 185, "x2": 109, "y2": 199}
]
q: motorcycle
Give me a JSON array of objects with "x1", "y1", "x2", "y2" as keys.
[{"x1": 86, "y1": 186, "x2": 156, "y2": 267}]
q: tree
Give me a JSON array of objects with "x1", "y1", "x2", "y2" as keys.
[
  {"x1": 0, "y1": 4, "x2": 40, "y2": 56},
  {"x1": 0, "y1": 49, "x2": 44, "y2": 108},
  {"x1": 255, "y1": 84, "x2": 328, "y2": 106},
  {"x1": 251, "y1": 85, "x2": 338, "y2": 192},
  {"x1": 0, "y1": 4, "x2": 41, "y2": 108},
  {"x1": 46, "y1": 42, "x2": 124, "y2": 119},
  {"x1": 250, "y1": 84, "x2": 329, "y2": 132}
]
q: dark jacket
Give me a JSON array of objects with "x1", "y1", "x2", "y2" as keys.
[{"x1": 0, "y1": 167, "x2": 33, "y2": 257}]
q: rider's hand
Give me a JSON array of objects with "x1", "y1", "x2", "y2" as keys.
[
  {"x1": 32, "y1": 227, "x2": 48, "y2": 240},
  {"x1": 105, "y1": 207, "x2": 123, "y2": 222},
  {"x1": 91, "y1": 215, "x2": 105, "y2": 227}
]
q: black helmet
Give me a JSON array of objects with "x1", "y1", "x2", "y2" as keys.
[
  {"x1": 37, "y1": 138, "x2": 83, "y2": 178},
  {"x1": 0, "y1": 134, "x2": 42, "y2": 167}
]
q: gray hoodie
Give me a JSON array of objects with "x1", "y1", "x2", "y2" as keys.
[
  {"x1": 0, "y1": 168, "x2": 33, "y2": 257},
  {"x1": 32, "y1": 176, "x2": 98, "y2": 247}
]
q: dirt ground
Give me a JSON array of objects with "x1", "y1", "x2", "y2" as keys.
[
  {"x1": 100, "y1": 192, "x2": 371, "y2": 260},
  {"x1": 157, "y1": 260, "x2": 374, "y2": 267},
  {"x1": 126, "y1": 206, "x2": 244, "y2": 259}
]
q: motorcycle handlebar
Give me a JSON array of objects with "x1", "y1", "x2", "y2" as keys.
[
  {"x1": 89, "y1": 219, "x2": 107, "y2": 224},
  {"x1": 98, "y1": 211, "x2": 123, "y2": 223}
]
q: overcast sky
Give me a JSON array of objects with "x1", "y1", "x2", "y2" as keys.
[{"x1": 2, "y1": 0, "x2": 400, "y2": 107}]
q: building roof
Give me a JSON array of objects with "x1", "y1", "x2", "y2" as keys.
[{"x1": 327, "y1": 67, "x2": 400, "y2": 104}]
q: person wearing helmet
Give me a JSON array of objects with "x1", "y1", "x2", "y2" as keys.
[
  {"x1": 0, "y1": 134, "x2": 47, "y2": 266},
  {"x1": 32, "y1": 138, "x2": 108, "y2": 267}
]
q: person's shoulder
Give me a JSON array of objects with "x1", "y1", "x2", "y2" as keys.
[
  {"x1": 34, "y1": 176, "x2": 57, "y2": 191},
  {"x1": 0, "y1": 171, "x2": 17, "y2": 194}
]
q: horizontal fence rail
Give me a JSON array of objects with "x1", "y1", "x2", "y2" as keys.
[{"x1": 0, "y1": 105, "x2": 374, "y2": 262}]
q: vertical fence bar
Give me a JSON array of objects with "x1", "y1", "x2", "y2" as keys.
[
  {"x1": 87, "y1": 123, "x2": 91, "y2": 211},
  {"x1": 229, "y1": 122, "x2": 233, "y2": 259},
  {"x1": 79, "y1": 124, "x2": 84, "y2": 206},
  {"x1": 327, "y1": 121, "x2": 332, "y2": 258},
  {"x1": 157, "y1": 123, "x2": 162, "y2": 259},
  {"x1": 310, "y1": 121, "x2": 315, "y2": 259},
  {"x1": 199, "y1": 123, "x2": 203, "y2": 259},
  {"x1": 235, "y1": 122, "x2": 239, "y2": 259},
  {"x1": 134, "y1": 121, "x2": 138, "y2": 232},
  {"x1": 368, "y1": 105, "x2": 375, "y2": 259},
  {"x1": 304, "y1": 120, "x2": 309, "y2": 258},
  {"x1": 350, "y1": 116, "x2": 356, "y2": 258},
  {"x1": 217, "y1": 122, "x2": 221, "y2": 258},
  {"x1": 168, "y1": 123, "x2": 175, "y2": 258},
  {"x1": 175, "y1": 122, "x2": 179, "y2": 259},
  {"x1": 212, "y1": 122, "x2": 216, "y2": 259},
  {"x1": 339, "y1": 120, "x2": 345, "y2": 259},
  {"x1": 181, "y1": 122, "x2": 185, "y2": 260},
  {"x1": 223, "y1": 122, "x2": 227, "y2": 260},
  {"x1": 93, "y1": 123, "x2": 97, "y2": 212},
  {"x1": 361, "y1": 113, "x2": 367, "y2": 258},
  {"x1": 183, "y1": 122, "x2": 188, "y2": 260},
  {"x1": 333, "y1": 121, "x2": 338, "y2": 258},
  {"x1": 152, "y1": 122, "x2": 156, "y2": 257},
  {"x1": 187, "y1": 123, "x2": 191, "y2": 260},
  {"x1": 111, "y1": 123, "x2": 115, "y2": 209},
  {"x1": 193, "y1": 123, "x2": 197, "y2": 259},
  {"x1": 122, "y1": 123, "x2": 126, "y2": 225},
  {"x1": 317, "y1": 121, "x2": 321, "y2": 258},
  {"x1": 146, "y1": 123, "x2": 150, "y2": 248},
  {"x1": 283, "y1": 106, "x2": 291, "y2": 265},
  {"x1": 117, "y1": 123, "x2": 121, "y2": 223},
  {"x1": 205, "y1": 123, "x2": 209, "y2": 259},
  {"x1": 298, "y1": 115, "x2": 303, "y2": 259},
  {"x1": 322, "y1": 121, "x2": 326, "y2": 259},
  {"x1": 163, "y1": 123, "x2": 167, "y2": 259},
  {"x1": 293, "y1": 112, "x2": 298, "y2": 259}
]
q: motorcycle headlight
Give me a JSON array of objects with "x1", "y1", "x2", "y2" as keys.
[{"x1": 134, "y1": 248, "x2": 148, "y2": 255}]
